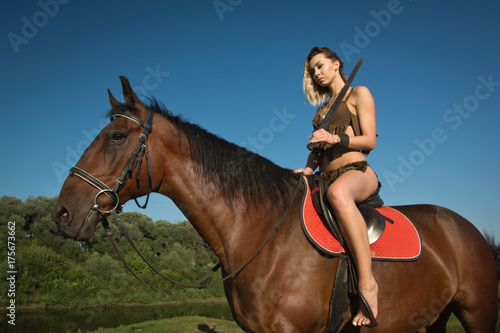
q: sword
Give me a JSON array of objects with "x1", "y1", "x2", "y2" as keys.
[{"x1": 307, "y1": 56, "x2": 364, "y2": 151}]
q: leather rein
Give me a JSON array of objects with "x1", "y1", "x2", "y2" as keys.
[{"x1": 69, "y1": 108, "x2": 303, "y2": 294}]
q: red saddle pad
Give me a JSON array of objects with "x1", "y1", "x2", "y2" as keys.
[{"x1": 300, "y1": 176, "x2": 422, "y2": 261}]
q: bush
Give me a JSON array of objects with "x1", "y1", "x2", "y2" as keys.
[{"x1": 0, "y1": 195, "x2": 224, "y2": 307}]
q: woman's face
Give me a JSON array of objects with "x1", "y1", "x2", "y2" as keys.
[{"x1": 309, "y1": 53, "x2": 339, "y2": 87}]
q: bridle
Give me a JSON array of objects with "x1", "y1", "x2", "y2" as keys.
[
  {"x1": 69, "y1": 108, "x2": 154, "y2": 214},
  {"x1": 68, "y1": 107, "x2": 303, "y2": 294}
]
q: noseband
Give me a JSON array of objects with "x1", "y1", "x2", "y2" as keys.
[{"x1": 69, "y1": 109, "x2": 154, "y2": 214}]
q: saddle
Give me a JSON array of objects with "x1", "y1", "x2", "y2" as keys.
[{"x1": 306, "y1": 174, "x2": 392, "y2": 246}]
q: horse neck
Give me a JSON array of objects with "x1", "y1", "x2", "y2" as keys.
[{"x1": 150, "y1": 118, "x2": 258, "y2": 264}]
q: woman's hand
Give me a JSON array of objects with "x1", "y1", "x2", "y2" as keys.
[
  {"x1": 294, "y1": 167, "x2": 314, "y2": 175},
  {"x1": 309, "y1": 129, "x2": 339, "y2": 145}
]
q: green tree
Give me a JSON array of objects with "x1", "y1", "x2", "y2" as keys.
[
  {"x1": 0, "y1": 195, "x2": 224, "y2": 307},
  {"x1": 484, "y1": 232, "x2": 500, "y2": 279}
]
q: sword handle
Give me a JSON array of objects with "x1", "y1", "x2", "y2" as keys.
[{"x1": 307, "y1": 142, "x2": 319, "y2": 150}]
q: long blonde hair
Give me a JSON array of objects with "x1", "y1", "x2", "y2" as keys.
[{"x1": 303, "y1": 47, "x2": 347, "y2": 106}]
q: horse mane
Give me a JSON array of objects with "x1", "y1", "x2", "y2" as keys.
[{"x1": 109, "y1": 98, "x2": 299, "y2": 208}]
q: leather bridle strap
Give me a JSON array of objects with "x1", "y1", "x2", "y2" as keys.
[
  {"x1": 70, "y1": 167, "x2": 109, "y2": 192},
  {"x1": 110, "y1": 110, "x2": 153, "y2": 197},
  {"x1": 69, "y1": 167, "x2": 120, "y2": 214},
  {"x1": 111, "y1": 111, "x2": 152, "y2": 132},
  {"x1": 68, "y1": 108, "x2": 154, "y2": 214}
]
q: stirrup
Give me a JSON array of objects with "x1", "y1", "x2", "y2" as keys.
[{"x1": 355, "y1": 292, "x2": 377, "y2": 328}]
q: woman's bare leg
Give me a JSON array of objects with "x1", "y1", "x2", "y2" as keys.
[{"x1": 327, "y1": 166, "x2": 379, "y2": 327}]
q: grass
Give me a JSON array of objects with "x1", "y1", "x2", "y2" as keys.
[
  {"x1": 89, "y1": 316, "x2": 244, "y2": 333},
  {"x1": 447, "y1": 312, "x2": 500, "y2": 333},
  {"x1": 88, "y1": 312, "x2": 499, "y2": 333},
  {"x1": 447, "y1": 314, "x2": 466, "y2": 332}
]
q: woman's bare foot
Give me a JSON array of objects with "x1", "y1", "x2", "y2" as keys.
[{"x1": 353, "y1": 278, "x2": 378, "y2": 327}]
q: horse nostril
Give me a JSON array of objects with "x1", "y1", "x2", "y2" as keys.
[{"x1": 53, "y1": 206, "x2": 70, "y2": 225}]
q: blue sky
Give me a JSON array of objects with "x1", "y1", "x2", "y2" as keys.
[{"x1": 1, "y1": 0, "x2": 499, "y2": 237}]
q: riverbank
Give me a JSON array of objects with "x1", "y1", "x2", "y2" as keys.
[
  {"x1": 0, "y1": 300, "x2": 234, "y2": 333},
  {"x1": 0, "y1": 298, "x2": 229, "y2": 313}
]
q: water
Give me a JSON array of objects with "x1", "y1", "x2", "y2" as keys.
[{"x1": 2, "y1": 302, "x2": 233, "y2": 333}]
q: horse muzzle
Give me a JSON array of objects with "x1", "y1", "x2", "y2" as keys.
[{"x1": 52, "y1": 203, "x2": 102, "y2": 240}]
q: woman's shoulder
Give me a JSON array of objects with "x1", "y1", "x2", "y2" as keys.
[
  {"x1": 351, "y1": 86, "x2": 372, "y2": 98},
  {"x1": 348, "y1": 86, "x2": 374, "y2": 106}
]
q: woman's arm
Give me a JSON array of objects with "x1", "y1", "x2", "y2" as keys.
[
  {"x1": 294, "y1": 151, "x2": 319, "y2": 175},
  {"x1": 346, "y1": 86, "x2": 376, "y2": 151}
]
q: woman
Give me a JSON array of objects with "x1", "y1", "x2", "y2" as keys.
[{"x1": 294, "y1": 47, "x2": 379, "y2": 327}]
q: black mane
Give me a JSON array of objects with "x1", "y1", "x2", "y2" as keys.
[{"x1": 109, "y1": 98, "x2": 299, "y2": 209}]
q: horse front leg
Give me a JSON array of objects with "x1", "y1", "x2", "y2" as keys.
[{"x1": 232, "y1": 257, "x2": 338, "y2": 332}]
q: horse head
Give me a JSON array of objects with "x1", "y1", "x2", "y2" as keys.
[{"x1": 52, "y1": 77, "x2": 158, "y2": 240}]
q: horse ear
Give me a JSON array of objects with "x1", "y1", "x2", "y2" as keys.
[
  {"x1": 119, "y1": 76, "x2": 144, "y2": 109},
  {"x1": 108, "y1": 89, "x2": 123, "y2": 109}
]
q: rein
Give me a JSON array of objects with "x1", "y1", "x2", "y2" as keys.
[{"x1": 69, "y1": 108, "x2": 304, "y2": 294}]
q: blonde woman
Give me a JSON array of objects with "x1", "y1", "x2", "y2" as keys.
[{"x1": 295, "y1": 47, "x2": 379, "y2": 327}]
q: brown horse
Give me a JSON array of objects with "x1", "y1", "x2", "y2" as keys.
[{"x1": 52, "y1": 77, "x2": 498, "y2": 332}]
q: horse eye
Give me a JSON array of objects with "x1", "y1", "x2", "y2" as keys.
[{"x1": 111, "y1": 132, "x2": 126, "y2": 142}]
